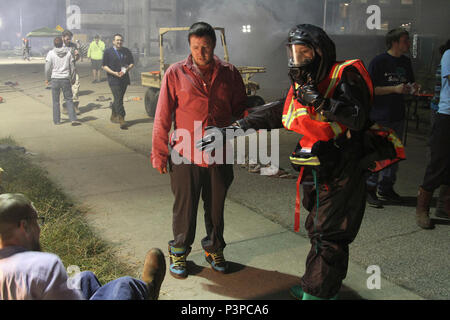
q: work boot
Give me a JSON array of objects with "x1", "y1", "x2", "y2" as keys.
[
  {"x1": 416, "y1": 187, "x2": 434, "y2": 229},
  {"x1": 110, "y1": 112, "x2": 119, "y2": 123},
  {"x1": 367, "y1": 186, "x2": 383, "y2": 208},
  {"x1": 435, "y1": 185, "x2": 450, "y2": 219},
  {"x1": 205, "y1": 249, "x2": 229, "y2": 274},
  {"x1": 289, "y1": 285, "x2": 338, "y2": 300},
  {"x1": 118, "y1": 116, "x2": 127, "y2": 129},
  {"x1": 168, "y1": 246, "x2": 191, "y2": 279},
  {"x1": 302, "y1": 292, "x2": 338, "y2": 300},
  {"x1": 142, "y1": 248, "x2": 166, "y2": 300}
]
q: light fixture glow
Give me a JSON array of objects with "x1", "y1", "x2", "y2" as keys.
[{"x1": 242, "y1": 25, "x2": 252, "y2": 33}]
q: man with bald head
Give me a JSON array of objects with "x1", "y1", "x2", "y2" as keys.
[
  {"x1": 0, "y1": 193, "x2": 79, "y2": 299},
  {"x1": 0, "y1": 193, "x2": 165, "y2": 300}
]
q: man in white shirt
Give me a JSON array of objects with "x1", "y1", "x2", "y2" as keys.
[{"x1": 0, "y1": 193, "x2": 165, "y2": 300}]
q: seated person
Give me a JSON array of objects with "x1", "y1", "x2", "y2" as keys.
[{"x1": 0, "y1": 193, "x2": 165, "y2": 300}]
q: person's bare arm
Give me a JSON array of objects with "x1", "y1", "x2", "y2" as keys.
[
  {"x1": 374, "y1": 83, "x2": 406, "y2": 95},
  {"x1": 126, "y1": 64, "x2": 134, "y2": 73}
]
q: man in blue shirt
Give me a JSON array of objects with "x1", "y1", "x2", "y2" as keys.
[
  {"x1": 102, "y1": 34, "x2": 134, "y2": 129},
  {"x1": 0, "y1": 193, "x2": 166, "y2": 299},
  {"x1": 366, "y1": 28, "x2": 420, "y2": 207},
  {"x1": 416, "y1": 41, "x2": 450, "y2": 228}
]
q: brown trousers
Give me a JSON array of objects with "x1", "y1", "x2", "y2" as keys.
[{"x1": 169, "y1": 162, "x2": 234, "y2": 253}]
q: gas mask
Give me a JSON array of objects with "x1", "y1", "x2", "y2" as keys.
[
  {"x1": 286, "y1": 24, "x2": 334, "y2": 86},
  {"x1": 287, "y1": 43, "x2": 321, "y2": 85},
  {"x1": 286, "y1": 43, "x2": 315, "y2": 68}
]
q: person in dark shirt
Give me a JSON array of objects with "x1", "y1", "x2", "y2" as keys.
[
  {"x1": 366, "y1": 28, "x2": 420, "y2": 206},
  {"x1": 102, "y1": 34, "x2": 134, "y2": 129}
]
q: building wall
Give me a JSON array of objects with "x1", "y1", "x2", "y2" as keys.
[{"x1": 65, "y1": 0, "x2": 177, "y2": 56}]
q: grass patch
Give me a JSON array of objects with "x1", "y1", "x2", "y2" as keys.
[{"x1": 0, "y1": 137, "x2": 138, "y2": 284}]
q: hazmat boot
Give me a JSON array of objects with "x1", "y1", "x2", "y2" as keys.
[
  {"x1": 416, "y1": 187, "x2": 434, "y2": 229},
  {"x1": 168, "y1": 246, "x2": 191, "y2": 279},
  {"x1": 289, "y1": 285, "x2": 338, "y2": 300},
  {"x1": 289, "y1": 285, "x2": 305, "y2": 300},
  {"x1": 302, "y1": 292, "x2": 338, "y2": 300},
  {"x1": 435, "y1": 185, "x2": 450, "y2": 219},
  {"x1": 141, "y1": 248, "x2": 166, "y2": 300}
]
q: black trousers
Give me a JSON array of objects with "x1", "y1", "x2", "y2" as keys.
[
  {"x1": 109, "y1": 83, "x2": 128, "y2": 118},
  {"x1": 422, "y1": 113, "x2": 450, "y2": 191},
  {"x1": 299, "y1": 141, "x2": 367, "y2": 299},
  {"x1": 169, "y1": 163, "x2": 234, "y2": 253}
]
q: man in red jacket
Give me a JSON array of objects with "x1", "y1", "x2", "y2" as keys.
[{"x1": 151, "y1": 22, "x2": 247, "y2": 279}]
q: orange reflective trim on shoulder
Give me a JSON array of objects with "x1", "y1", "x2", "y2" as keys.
[
  {"x1": 323, "y1": 60, "x2": 358, "y2": 98},
  {"x1": 321, "y1": 59, "x2": 373, "y2": 100}
]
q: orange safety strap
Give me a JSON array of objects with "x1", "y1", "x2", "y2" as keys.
[{"x1": 294, "y1": 166, "x2": 305, "y2": 232}]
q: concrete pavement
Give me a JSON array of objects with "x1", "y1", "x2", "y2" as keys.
[{"x1": 0, "y1": 60, "x2": 446, "y2": 300}]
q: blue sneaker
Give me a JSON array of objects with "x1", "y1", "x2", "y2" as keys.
[
  {"x1": 168, "y1": 246, "x2": 190, "y2": 279},
  {"x1": 205, "y1": 250, "x2": 228, "y2": 274}
]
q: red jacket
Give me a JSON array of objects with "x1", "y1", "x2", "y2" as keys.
[{"x1": 151, "y1": 55, "x2": 247, "y2": 168}]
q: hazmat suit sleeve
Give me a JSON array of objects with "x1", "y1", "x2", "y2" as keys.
[
  {"x1": 321, "y1": 66, "x2": 372, "y2": 132},
  {"x1": 236, "y1": 99, "x2": 285, "y2": 130}
]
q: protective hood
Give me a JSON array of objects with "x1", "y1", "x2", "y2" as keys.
[{"x1": 287, "y1": 24, "x2": 336, "y2": 84}]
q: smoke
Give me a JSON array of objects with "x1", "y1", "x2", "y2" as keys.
[
  {"x1": 0, "y1": 0, "x2": 64, "y2": 51},
  {"x1": 192, "y1": 0, "x2": 322, "y2": 100}
]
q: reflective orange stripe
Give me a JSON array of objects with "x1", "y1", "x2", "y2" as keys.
[
  {"x1": 369, "y1": 126, "x2": 406, "y2": 172},
  {"x1": 324, "y1": 60, "x2": 358, "y2": 98}
]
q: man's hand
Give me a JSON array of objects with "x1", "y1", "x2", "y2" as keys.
[
  {"x1": 411, "y1": 82, "x2": 421, "y2": 95},
  {"x1": 393, "y1": 83, "x2": 408, "y2": 94},
  {"x1": 156, "y1": 166, "x2": 168, "y2": 174},
  {"x1": 196, "y1": 125, "x2": 241, "y2": 152},
  {"x1": 45, "y1": 80, "x2": 49, "y2": 86},
  {"x1": 296, "y1": 84, "x2": 327, "y2": 111}
]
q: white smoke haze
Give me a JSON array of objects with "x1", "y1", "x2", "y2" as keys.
[
  {"x1": 193, "y1": 0, "x2": 321, "y2": 100},
  {"x1": 0, "y1": 0, "x2": 449, "y2": 96},
  {"x1": 0, "y1": 0, "x2": 64, "y2": 54}
]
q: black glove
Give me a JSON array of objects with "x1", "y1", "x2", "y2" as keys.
[
  {"x1": 195, "y1": 125, "x2": 242, "y2": 152},
  {"x1": 296, "y1": 84, "x2": 329, "y2": 112}
]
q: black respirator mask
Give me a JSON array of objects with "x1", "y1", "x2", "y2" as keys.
[{"x1": 286, "y1": 43, "x2": 321, "y2": 85}]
